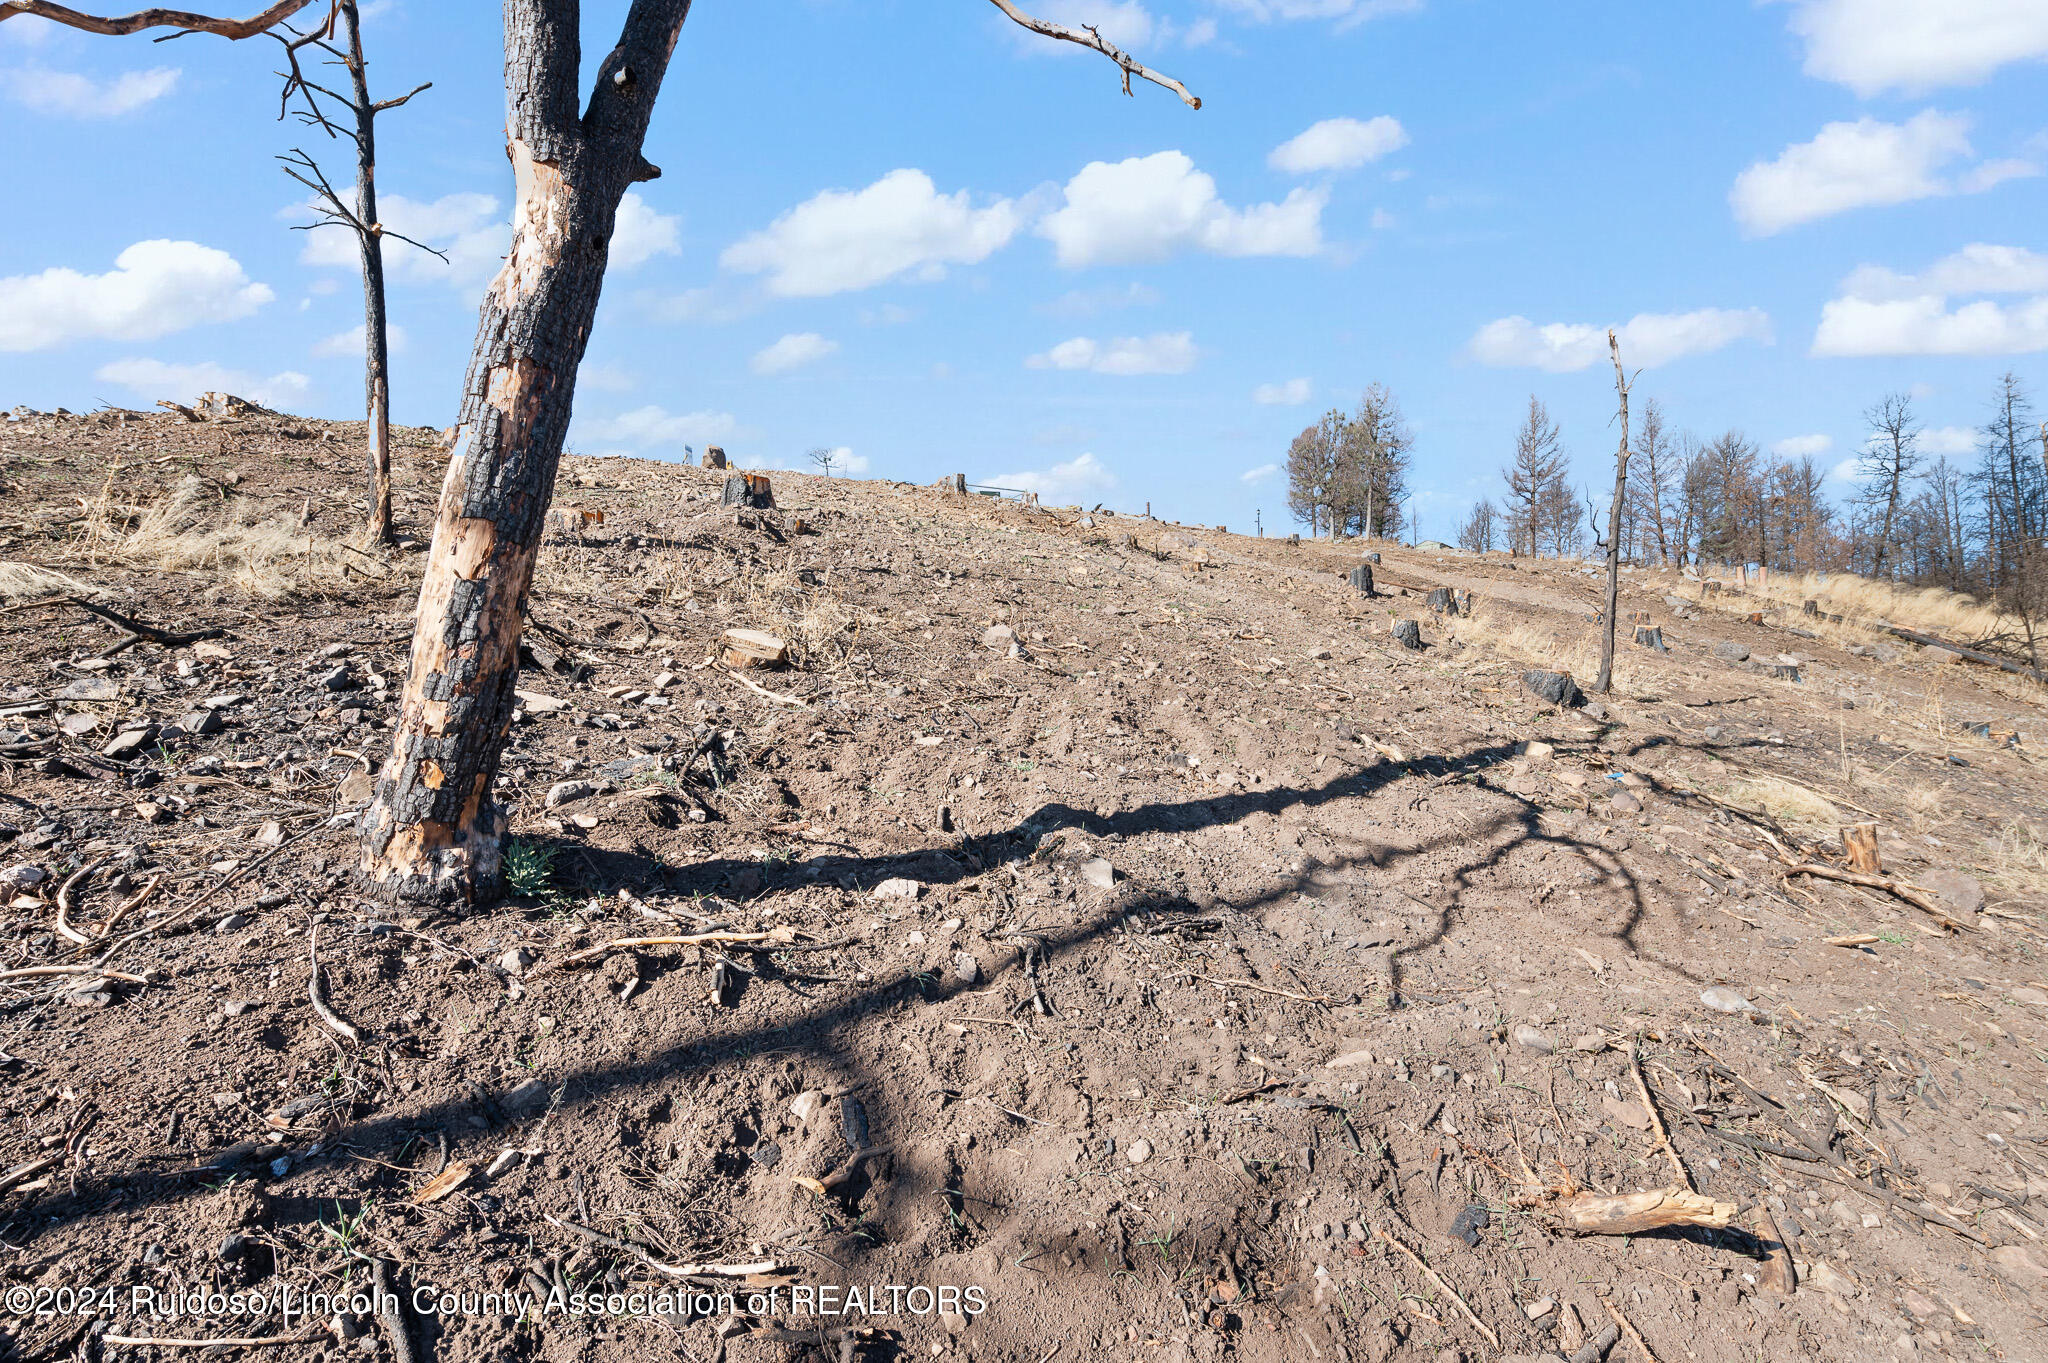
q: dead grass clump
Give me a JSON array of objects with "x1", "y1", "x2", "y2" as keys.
[
  {"x1": 76, "y1": 474, "x2": 382, "y2": 599},
  {"x1": 1447, "y1": 601, "x2": 1641, "y2": 692},
  {"x1": 0, "y1": 562, "x2": 97, "y2": 604},
  {"x1": 1671, "y1": 567, "x2": 2018, "y2": 644},
  {"x1": 1725, "y1": 775, "x2": 1842, "y2": 831},
  {"x1": 1980, "y1": 821, "x2": 2048, "y2": 904}
]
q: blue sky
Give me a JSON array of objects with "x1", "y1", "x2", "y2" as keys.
[{"x1": 3, "y1": 0, "x2": 2045, "y2": 539}]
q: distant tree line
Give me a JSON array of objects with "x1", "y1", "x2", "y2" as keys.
[
  {"x1": 1285, "y1": 384, "x2": 1413, "y2": 540},
  {"x1": 1452, "y1": 374, "x2": 2046, "y2": 645}
]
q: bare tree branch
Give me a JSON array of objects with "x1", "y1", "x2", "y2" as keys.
[
  {"x1": 0, "y1": 0, "x2": 313, "y2": 38},
  {"x1": 984, "y1": 0, "x2": 1200, "y2": 108}
]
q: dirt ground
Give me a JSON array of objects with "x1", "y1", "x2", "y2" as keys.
[{"x1": 1, "y1": 405, "x2": 2045, "y2": 1363}]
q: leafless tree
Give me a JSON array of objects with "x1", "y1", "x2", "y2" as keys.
[
  {"x1": 274, "y1": 0, "x2": 437, "y2": 543},
  {"x1": 807, "y1": 446, "x2": 838, "y2": 477},
  {"x1": 1594, "y1": 330, "x2": 1634, "y2": 694},
  {"x1": 1858, "y1": 392, "x2": 1922, "y2": 579},
  {"x1": 1457, "y1": 498, "x2": 1497, "y2": 553},
  {"x1": 14, "y1": 0, "x2": 1202, "y2": 905},
  {"x1": 1503, "y1": 396, "x2": 1565, "y2": 556},
  {"x1": 1286, "y1": 411, "x2": 1348, "y2": 537}
]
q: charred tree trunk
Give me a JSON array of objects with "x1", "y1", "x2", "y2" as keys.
[
  {"x1": 359, "y1": 0, "x2": 694, "y2": 904},
  {"x1": 1596, "y1": 330, "x2": 1632, "y2": 696},
  {"x1": 342, "y1": 0, "x2": 395, "y2": 543}
]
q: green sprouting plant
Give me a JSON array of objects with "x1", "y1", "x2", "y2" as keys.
[
  {"x1": 504, "y1": 838, "x2": 558, "y2": 898},
  {"x1": 319, "y1": 1198, "x2": 375, "y2": 1257},
  {"x1": 1878, "y1": 930, "x2": 1906, "y2": 944}
]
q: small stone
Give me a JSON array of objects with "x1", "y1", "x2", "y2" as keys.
[
  {"x1": 1126, "y1": 1139, "x2": 1153, "y2": 1165},
  {"x1": 1077, "y1": 857, "x2": 1116, "y2": 889},
  {"x1": 951, "y1": 950, "x2": 982, "y2": 985},
  {"x1": 872, "y1": 876, "x2": 921, "y2": 900},
  {"x1": 1511, "y1": 1024, "x2": 1554, "y2": 1054},
  {"x1": 790, "y1": 1091, "x2": 829, "y2": 1126},
  {"x1": 982, "y1": 624, "x2": 1017, "y2": 651},
  {"x1": 1601, "y1": 1095, "x2": 1653, "y2": 1130},
  {"x1": 500, "y1": 946, "x2": 537, "y2": 974},
  {"x1": 269, "y1": 1156, "x2": 291, "y2": 1178},
  {"x1": 223, "y1": 1000, "x2": 257, "y2": 1017},
  {"x1": 61, "y1": 713, "x2": 99, "y2": 737},
  {"x1": 1713, "y1": 641, "x2": 1751, "y2": 663},
  {"x1": 181, "y1": 708, "x2": 225, "y2": 736},
  {"x1": 1700, "y1": 986, "x2": 1754, "y2": 1015},
  {"x1": 1572, "y1": 1032, "x2": 1606, "y2": 1052},
  {"x1": 1899, "y1": 1289, "x2": 1940, "y2": 1320},
  {"x1": 1611, "y1": 789, "x2": 1642, "y2": 814},
  {"x1": 338, "y1": 771, "x2": 375, "y2": 806},
  {"x1": 1, "y1": 865, "x2": 46, "y2": 891},
  {"x1": 545, "y1": 780, "x2": 595, "y2": 808},
  {"x1": 1448, "y1": 1203, "x2": 1490, "y2": 1246},
  {"x1": 1989, "y1": 1244, "x2": 2048, "y2": 1287},
  {"x1": 60, "y1": 676, "x2": 121, "y2": 701},
  {"x1": 1522, "y1": 740, "x2": 1554, "y2": 760},
  {"x1": 515, "y1": 689, "x2": 569, "y2": 713},
  {"x1": 215, "y1": 913, "x2": 251, "y2": 934},
  {"x1": 1524, "y1": 1295, "x2": 1557, "y2": 1321},
  {"x1": 101, "y1": 728, "x2": 155, "y2": 759}
]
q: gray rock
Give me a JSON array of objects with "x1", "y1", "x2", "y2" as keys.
[
  {"x1": 872, "y1": 876, "x2": 922, "y2": 900},
  {"x1": 101, "y1": 728, "x2": 155, "y2": 759},
  {"x1": 1915, "y1": 869, "x2": 1984, "y2": 920},
  {"x1": 1611, "y1": 788, "x2": 1642, "y2": 814},
  {"x1": 181, "y1": 708, "x2": 225, "y2": 736},
  {"x1": 1712, "y1": 641, "x2": 1750, "y2": 663},
  {"x1": 60, "y1": 677, "x2": 121, "y2": 702},
  {"x1": 1523, "y1": 669, "x2": 1583, "y2": 708},
  {"x1": 216, "y1": 913, "x2": 251, "y2": 934},
  {"x1": 951, "y1": 950, "x2": 982, "y2": 985},
  {"x1": 544, "y1": 779, "x2": 595, "y2": 808},
  {"x1": 1511, "y1": 1023, "x2": 1554, "y2": 1054},
  {"x1": 318, "y1": 666, "x2": 356, "y2": 692},
  {"x1": 1700, "y1": 986, "x2": 1754, "y2": 1015},
  {"x1": 1076, "y1": 857, "x2": 1116, "y2": 889},
  {"x1": 1, "y1": 864, "x2": 47, "y2": 891},
  {"x1": 60, "y1": 713, "x2": 99, "y2": 737},
  {"x1": 981, "y1": 624, "x2": 1017, "y2": 651},
  {"x1": 500, "y1": 946, "x2": 537, "y2": 974}
]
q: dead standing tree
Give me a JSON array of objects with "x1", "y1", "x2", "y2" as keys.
[
  {"x1": 6, "y1": 0, "x2": 1202, "y2": 905},
  {"x1": 354, "y1": 0, "x2": 1202, "y2": 905},
  {"x1": 273, "y1": 0, "x2": 437, "y2": 543},
  {"x1": 1595, "y1": 329, "x2": 1634, "y2": 695}
]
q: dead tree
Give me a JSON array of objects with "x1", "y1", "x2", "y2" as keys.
[
  {"x1": 353, "y1": 0, "x2": 1202, "y2": 905},
  {"x1": 1595, "y1": 329, "x2": 1635, "y2": 695},
  {"x1": 274, "y1": 1, "x2": 436, "y2": 543},
  {"x1": 15, "y1": 0, "x2": 1202, "y2": 905},
  {"x1": 806, "y1": 446, "x2": 838, "y2": 477}
]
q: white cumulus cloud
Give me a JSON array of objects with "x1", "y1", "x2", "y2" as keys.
[
  {"x1": 311, "y1": 322, "x2": 408, "y2": 358},
  {"x1": 1922, "y1": 426, "x2": 1980, "y2": 455},
  {"x1": 0, "y1": 65, "x2": 179, "y2": 117},
  {"x1": 750, "y1": 331, "x2": 839, "y2": 376},
  {"x1": 299, "y1": 190, "x2": 510, "y2": 290},
  {"x1": 1771, "y1": 434, "x2": 1834, "y2": 458},
  {"x1": 1212, "y1": 0, "x2": 1422, "y2": 28},
  {"x1": 1039, "y1": 151, "x2": 1325, "y2": 267},
  {"x1": 721, "y1": 169, "x2": 1021, "y2": 297},
  {"x1": 1729, "y1": 111, "x2": 2033, "y2": 236},
  {"x1": 1027, "y1": 331, "x2": 1197, "y2": 375},
  {"x1": 1813, "y1": 243, "x2": 2048, "y2": 356},
  {"x1": 582, "y1": 405, "x2": 738, "y2": 450},
  {"x1": 1241, "y1": 462, "x2": 1281, "y2": 483},
  {"x1": 1268, "y1": 116, "x2": 1408, "y2": 174},
  {"x1": 607, "y1": 192, "x2": 682, "y2": 270},
  {"x1": 0, "y1": 240, "x2": 272, "y2": 352},
  {"x1": 985, "y1": 451, "x2": 1118, "y2": 502},
  {"x1": 1467, "y1": 308, "x2": 1772, "y2": 373},
  {"x1": 94, "y1": 357, "x2": 309, "y2": 411},
  {"x1": 1784, "y1": 0, "x2": 2048, "y2": 95},
  {"x1": 1252, "y1": 378, "x2": 1312, "y2": 405}
]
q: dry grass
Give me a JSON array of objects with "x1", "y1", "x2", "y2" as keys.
[
  {"x1": 725, "y1": 564, "x2": 856, "y2": 669},
  {"x1": 0, "y1": 561, "x2": 97, "y2": 604},
  {"x1": 1979, "y1": 820, "x2": 2048, "y2": 905},
  {"x1": 1446, "y1": 599, "x2": 1644, "y2": 692},
  {"x1": 1723, "y1": 774, "x2": 1843, "y2": 831},
  {"x1": 72, "y1": 473, "x2": 384, "y2": 599},
  {"x1": 1659, "y1": 566, "x2": 2020, "y2": 645}
]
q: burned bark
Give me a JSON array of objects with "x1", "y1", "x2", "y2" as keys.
[{"x1": 358, "y1": 0, "x2": 698, "y2": 904}]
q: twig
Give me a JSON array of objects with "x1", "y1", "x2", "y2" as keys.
[
  {"x1": 1601, "y1": 1298, "x2": 1658, "y2": 1363},
  {"x1": 1195, "y1": 975, "x2": 1333, "y2": 1005},
  {"x1": 1783, "y1": 862, "x2": 1972, "y2": 930},
  {"x1": 0, "y1": 965, "x2": 146, "y2": 983},
  {"x1": 1372, "y1": 1226, "x2": 1498, "y2": 1351},
  {"x1": 45, "y1": 594, "x2": 227, "y2": 646},
  {"x1": 543, "y1": 1214, "x2": 785, "y2": 1278},
  {"x1": 54, "y1": 858, "x2": 103, "y2": 946},
  {"x1": 984, "y1": 0, "x2": 1201, "y2": 107},
  {"x1": 724, "y1": 666, "x2": 812, "y2": 709},
  {"x1": 547, "y1": 929, "x2": 848, "y2": 972},
  {"x1": 370, "y1": 1258, "x2": 418, "y2": 1363},
  {"x1": 308, "y1": 925, "x2": 362, "y2": 1043},
  {"x1": 96, "y1": 872, "x2": 161, "y2": 937},
  {"x1": 1629, "y1": 1040, "x2": 1690, "y2": 1190}
]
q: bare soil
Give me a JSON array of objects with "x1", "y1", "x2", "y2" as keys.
[{"x1": 1, "y1": 406, "x2": 2045, "y2": 1363}]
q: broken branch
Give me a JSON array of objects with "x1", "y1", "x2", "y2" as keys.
[
  {"x1": 0, "y1": 0, "x2": 314, "y2": 38},
  {"x1": 985, "y1": 0, "x2": 1201, "y2": 108}
]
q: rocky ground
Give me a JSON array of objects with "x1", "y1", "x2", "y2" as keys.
[{"x1": 1, "y1": 404, "x2": 2045, "y2": 1363}]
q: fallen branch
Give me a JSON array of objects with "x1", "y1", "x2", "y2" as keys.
[
  {"x1": 1552, "y1": 1187, "x2": 1735, "y2": 1236},
  {"x1": 1883, "y1": 625, "x2": 2046, "y2": 683},
  {"x1": 1783, "y1": 862, "x2": 1973, "y2": 931},
  {"x1": 1372, "y1": 1226, "x2": 1498, "y2": 1351},
  {"x1": 0, "y1": 965, "x2": 147, "y2": 983},
  {"x1": 724, "y1": 666, "x2": 812, "y2": 709},
  {"x1": 1601, "y1": 1299, "x2": 1659, "y2": 1363},
  {"x1": 0, "y1": 1153, "x2": 63, "y2": 1197},
  {"x1": 1629, "y1": 1041, "x2": 1691, "y2": 1190},
  {"x1": 308, "y1": 925, "x2": 363, "y2": 1043},
  {"x1": 546, "y1": 928, "x2": 848, "y2": 972},
  {"x1": 45, "y1": 594, "x2": 227, "y2": 647}
]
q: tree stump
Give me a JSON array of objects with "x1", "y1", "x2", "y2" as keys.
[
  {"x1": 1842, "y1": 821, "x2": 1880, "y2": 874},
  {"x1": 1745, "y1": 611, "x2": 1764, "y2": 625},
  {"x1": 1391, "y1": 619, "x2": 1422, "y2": 650},
  {"x1": 1363, "y1": 551, "x2": 1381, "y2": 564},
  {"x1": 702, "y1": 445, "x2": 727, "y2": 470},
  {"x1": 720, "y1": 629, "x2": 788, "y2": 669},
  {"x1": 1772, "y1": 663, "x2": 1801, "y2": 681},
  {"x1": 1523, "y1": 668, "x2": 1583, "y2": 708},
  {"x1": 1802, "y1": 598, "x2": 1819, "y2": 617},
  {"x1": 1426, "y1": 586, "x2": 1459, "y2": 615},
  {"x1": 1287, "y1": 534, "x2": 1300, "y2": 546},
  {"x1": 1349, "y1": 564, "x2": 1374, "y2": 595},
  {"x1": 1633, "y1": 625, "x2": 1667, "y2": 652},
  {"x1": 721, "y1": 472, "x2": 774, "y2": 508},
  {"x1": 933, "y1": 473, "x2": 966, "y2": 494}
]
